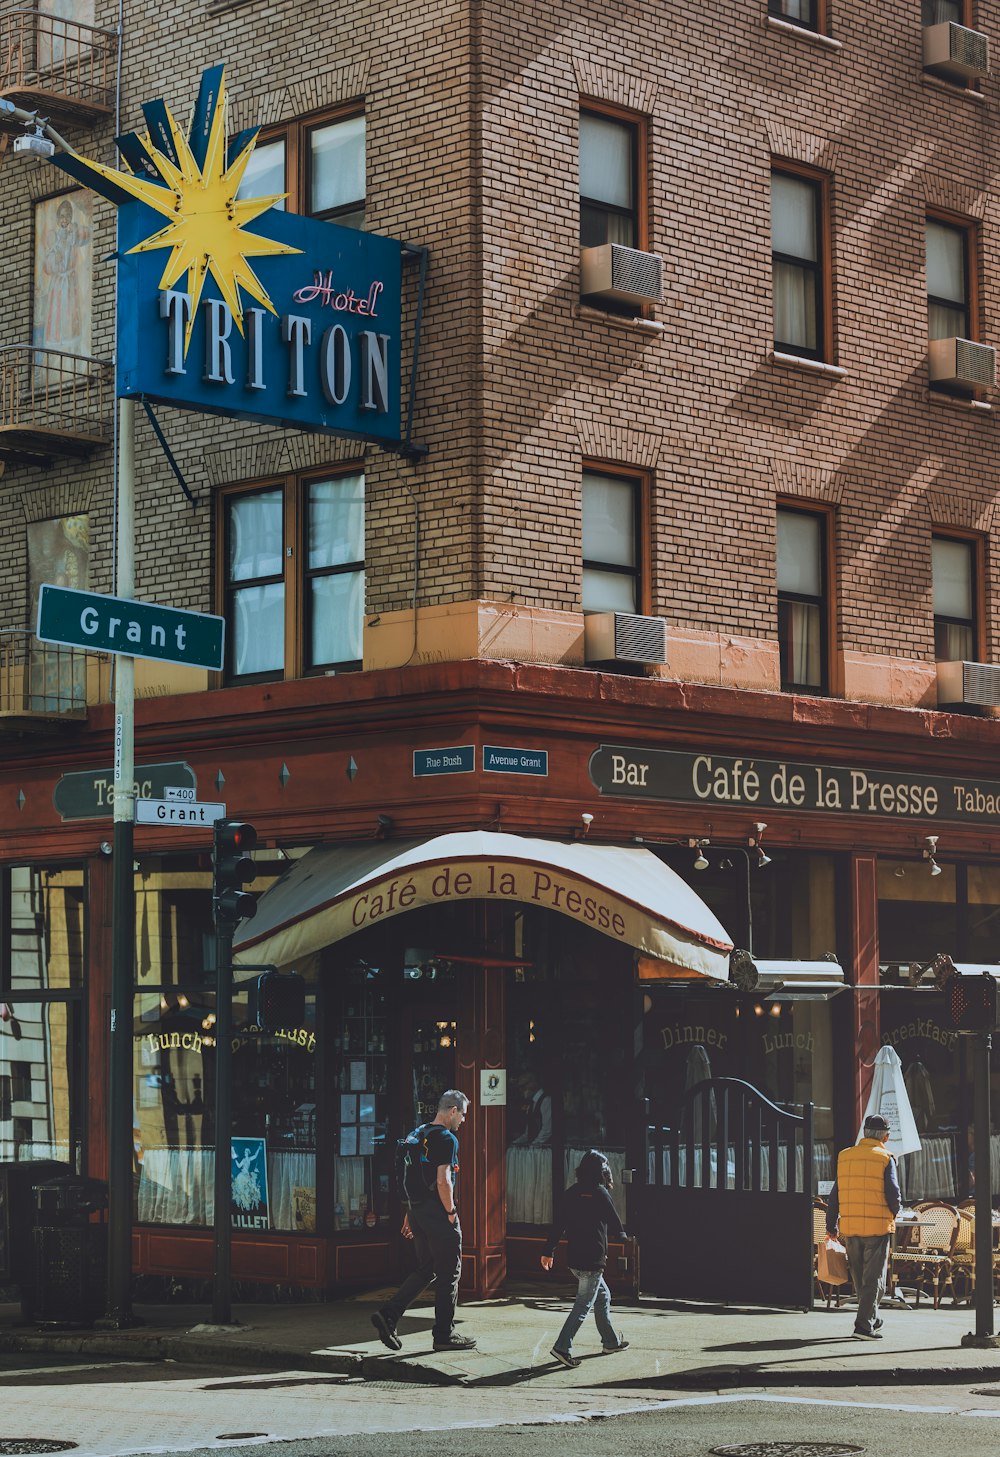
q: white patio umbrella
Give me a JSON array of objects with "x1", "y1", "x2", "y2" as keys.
[{"x1": 857, "y1": 1045, "x2": 922, "y2": 1157}]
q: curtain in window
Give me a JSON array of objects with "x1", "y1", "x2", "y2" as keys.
[
  {"x1": 922, "y1": 0, "x2": 961, "y2": 23},
  {"x1": 779, "y1": 599, "x2": 822, "y2": 687},
  {"x1": 308, "y1": 476, "x2": 364, "y2": 569},
  {"x1": 773, "y1": 263, "x2": 817, "y2": 351},
  {"x1": 777, "y1": 511, "x2": 822, "y2": 597},
  {"x1": 932, "y1": 537, "x2": 973, "y2": 620},
  {"x1": 935, "y1": 620, "x2": 973, "y2": 660},
  {"x1": 926, "y1": 222, "x2": 967, "y2": 338},
  {"x1": 771, "y1": 175, "x2": 818, "y2": 351},
  {"x1": 311, "y1": 117, "x2": 366, "y2": 216},
  {"x1": 580, "y1": 114, "x2": 633, "y2": 211},
  {"x1": 229, "y1": 491, "x2": 282, "y2": 581},
  {"x1": 233, "y1": 583, "x2": 284, "y2": 676},
  {"x1": 236, "y1": 139, "x2": 286, "y2": 209},
  {"x1": 309, "y1": 571, "x2": 364, "y2": 667}
]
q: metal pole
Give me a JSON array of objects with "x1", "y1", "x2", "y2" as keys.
[
  {"x1": 102, "y1": 396, "x2": 136, "y2": 1327},
  {"x1": 974, "y1": 1032, "x2": 994, "y2": 1339},
  {"x1": 212, "y1": 921, "x2": 234, "y2": 1324}
]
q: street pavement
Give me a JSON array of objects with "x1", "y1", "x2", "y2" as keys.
[{"x1": 2, "y1": 1282, "x2": 1000, "y2": 1389}]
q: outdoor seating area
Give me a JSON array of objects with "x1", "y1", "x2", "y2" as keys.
[{"x1": 813, "y1": 1196, "x2": 1000, "y2": 1308}]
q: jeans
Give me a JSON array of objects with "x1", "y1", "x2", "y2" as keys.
[
  {"x1": 845, "y1": 1233, "x2": 891, "y2": 1333},
  {"x1": 553, "y1": 1268, "x2": 618, "y2": 1355},
  {"x1": 383, "y1": 1200, "x2": 462, "y2": 1341}
]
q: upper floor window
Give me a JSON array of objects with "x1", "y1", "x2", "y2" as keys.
[
  {"x1": 580, "y1": 108, "x2": 639, "y2": 249},
  {"x1": 926, "y1": 217, "x2": 972, "y2": 341},
  {"x1": 768, "y1": 0, "x2": 821, "y2": 32},
  {"x1": 220, "y1": 470, "x2": 365, "y2": 683},
  {"x1": 777, "y1": 506, "x2": 827, "y2": 693},
  {"x1": 32, "y1": 191, "x2": 93, "y2": 367},
  {"x1": 770, "y1": 167, "x2": 827, "y2": 361},
  {"x1": 922, "y1": 0, "x2": 967, "y2": 24},
  {"x1": 932, "y1": 535, "x2": 977, "y2": 660},
  {"x1": 582, "y1": 468, "x2": 643, "y2": 613},
  {"x1": 237, "y1": 109, "x2": 366, "y2": 229}
]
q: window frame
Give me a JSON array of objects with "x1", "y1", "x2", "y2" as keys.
[
  {"x1": 579, "y1": 100, "x2": 648, "y2": 255},
  {"x1": 768, "y1": 0, "x2": 825, "y2": 35},
  {"x1": 926, "y1": 210, "x2": 978, "y2": 345},
  {"x1": 216, "y1": 467, "x2": 366, "y2": 685},
  {"x1": 776, "y1": 501, "x2": 834, "y2": 696},
  {"x1": 581, "y1": 461, "x2": 650, "y2": 617},
  {"x1": 921, "y1": 0, "x2": 972, "y2": 27},
  {"x1": 770, "y1": 162, "x2": 832, "y2": 364},
  {"x1": 932, "y1": 530, "x2": 983, "y2": 662},
  {"x1": 240, "y1": 103, "x2": 365, "y2": 226}
]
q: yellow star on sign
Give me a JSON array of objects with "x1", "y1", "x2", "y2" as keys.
[{"x1": 53, "y1": 65, "x2": 300, "y2": 357}]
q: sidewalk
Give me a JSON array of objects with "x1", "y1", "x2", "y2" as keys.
[{"x1": 3, "y1": 1286, "x2": 1000, "y2": 1388}]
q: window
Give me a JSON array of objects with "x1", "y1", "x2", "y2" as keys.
[
  {"x1": 932, "y1": 535, "x2": 977, "y2": 660},
  {"x1": 927, "y1": 217, "x2": 972, "y2": 341},
  {"x1": 771, "y1": 167, "x2": 827, "y2": 360},
  {"x1": 579, "y1": 108, "x2": 640, "y2": 249},
  {"x1": 237, "y1": 109, "x2": 365, "y2": 229},
  {"x1": 32, "y1": 191, "x2": 93, "y2": 376},
  {"x1": 768, "y1": 0, "x2": 821, "y2": 32},
  {"x1": 777, "y1": 506, "x2": 828, "y2": 693},
  {"x1": 220, "y1": 470, "x2": 365, "y2": 682},
  {"x1": 922, "y1": 0, "x2": 966, "y2": 24},
  {"x1": 582, "y1": 468, "x2": 643, "y2": 614}
]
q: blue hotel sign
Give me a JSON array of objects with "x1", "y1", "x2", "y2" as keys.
[{"x1": 116, "y1": 206, "x2": 403, "y2": 446}]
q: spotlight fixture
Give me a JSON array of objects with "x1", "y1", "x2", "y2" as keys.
[
  {"x1": 99, "y1": 841, "x2": 113, "y2": 857},
  {"x1": 576, "y1": 812, "x2": 594, "y2": 839},
  {"x1": 894, "y1": 864, "x2": 906, "y2": 879},
  {"x1": 923, "y1": 835, "x2": 942, "y2": 877},
  {"x1": 687, "y1": 836, "x2": 710, "y2": 870},
  {"x1": 749, "y1": 821, "x2": 771, "y2": 869},
  {"x1": 376, "y1": 814, "x2": 393, "y2": 839}
]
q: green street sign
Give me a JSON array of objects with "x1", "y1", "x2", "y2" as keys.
[
  {"x1": 53, "y1": 761, "x2": 196, "y2": 821},
  {"x1": 36, "y1": 584, "x2": 225, "y2": 671}
]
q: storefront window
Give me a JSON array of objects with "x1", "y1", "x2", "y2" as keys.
[
  {"x1": 1, "y1": 864, "x2": 85, "y2": 1171},
  {"x1": 134, "y1": 989, "x2": 318, "y2": 1232},
  {"x1": 877, "y1": 861, "x2": 957, "y2": 962},
  {"x1": 333, "y1": 974, "x2": 391, "y2": 1232}
]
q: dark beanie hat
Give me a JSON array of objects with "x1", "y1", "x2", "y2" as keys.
[{"x1": 864, "y1": 1114, "x2": 890, "y2": 1135}]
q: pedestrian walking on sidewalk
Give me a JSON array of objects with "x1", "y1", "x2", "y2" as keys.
[
  {"x1": 541, "y1": 1149, "x2": 630, "y2": 1369},
  {"x1": 826, "y1": 1113, "x2": 901, "y2": 1340},
  {"x1": 371, "y1": 1090, "x2": 477, "y2": 1354}
]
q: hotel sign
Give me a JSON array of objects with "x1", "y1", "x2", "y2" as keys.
[{"x1": 589, "y1": 743, "x2": 1000, "y2": 825}]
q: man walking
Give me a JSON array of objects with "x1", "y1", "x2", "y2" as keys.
[
  {"x1": 371, "y1": 1090, "x2": 476, "y2": 1353},
  {"x1": 826, "y1": 1113, "x2": 901, "y2": 1340}
]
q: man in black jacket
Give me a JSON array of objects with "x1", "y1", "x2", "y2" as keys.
[{"x1": 540, "y1": 1150, "x2": 629, "y2": 1369}]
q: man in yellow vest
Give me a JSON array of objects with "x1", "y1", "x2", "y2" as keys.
[{"x1": 825, "y1": 1113, "x2": 901, "y2": 1340}]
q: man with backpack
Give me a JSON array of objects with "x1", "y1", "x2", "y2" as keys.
[{"x1": 371, "y1": 1089, "x2": 476, "y2": 1353}]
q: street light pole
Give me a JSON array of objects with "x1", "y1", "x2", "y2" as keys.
[{"x1": 101, "y1": 396, "x2": 137, "y2": 1327}]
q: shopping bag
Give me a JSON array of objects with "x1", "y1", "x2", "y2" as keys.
[{"x1": 817, "y1": 1237, "x2": 851, "y2": 1286}]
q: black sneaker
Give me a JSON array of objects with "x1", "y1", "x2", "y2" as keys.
[
  {"x1": 550, "y1": 1346, "x2": 581, "y2": 1368},
  {"x1": 371, "y1": 1310, "x2": 402, "y2": 1351},
  {"x1": 852, "y1": 1328, "x2": 883, "y2": 1340},
  {"x1": 601, "y1": 1336, "x2": 629, "y2": 1354},
  {"x1": 433, "y1": 1333, "x2": 477, "y2": 1352}
]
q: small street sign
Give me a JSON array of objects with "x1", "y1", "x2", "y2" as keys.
[
  {"x1": 135, "y1": 798, "x2": 226, "y2": 826},
  {"x1": 36, "y1": 584, "x2": 225, "y2": 671},
  {"x1": 482, "y1": 745, "x2": 548, "y2": 776},
  {"x1": 53, "y1": 761, "x2": 196, "y2": 821},
  {"x1": 413, "y1": 746, "x2": 475, "y2": 777}
]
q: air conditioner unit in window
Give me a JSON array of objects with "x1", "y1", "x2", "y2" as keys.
[
  {"x1": 937, "y1": 660, "x2": 1000, "y2": 708},
  {"x1": 580, "y1": 244, "x2": 664, "y2": 307},
  {"x1": 584, "y1": 612, "x2": 667, "y2": 666},
  {"x1": 927, "y1": 337, "x2": 996, "y2": 392},
  {"x1": 923, "y1": 21, "x2": 990, "y2": 82}
]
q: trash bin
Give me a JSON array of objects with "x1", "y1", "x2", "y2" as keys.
[
  {"x1": 0, "y1": 1160, "x2": 69, "y2": 1318},
  {"x1": 32, "y1": 1175, "x2": 108, "y2": 1328}
]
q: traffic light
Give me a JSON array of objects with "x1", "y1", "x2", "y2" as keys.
[
  {"x1": 946, "y1": 972, "x2": 998, "y2": 1032},
  {"x1": 213, "y1": 819, "x2": 258, "y2": 928},
  {"x1": 254, "y1": 970, "x2": 306, "y2": 1032}
]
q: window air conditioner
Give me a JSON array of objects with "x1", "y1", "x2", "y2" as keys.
[
  {"x1": 580, "y1": 244, "x2": 664, "y2": 307},
  {"x1": 584, "y1": 612, "x2": 667, "y2": 666},
  {"x1": 927, "y1": 337, "x2": 996, "y2": 392},
  {"x1": 923, "y1": 21, "x2": 990, "y2": 82},
  {"x1": 937, "y1": 660, "x2": 1000, "y2": 708}
]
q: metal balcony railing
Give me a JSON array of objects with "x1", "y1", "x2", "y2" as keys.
[
  {"x1": 0, "y1": 346, "x2": 113, "y2": 462},
  {"x1": 0, "y1": 630, "x2": 110, "y2": 720},
  {"x1": 0, "y1": 9, "x2": 118, "y2": 121}
]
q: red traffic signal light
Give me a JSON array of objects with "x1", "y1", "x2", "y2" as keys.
[
  {"x1": 947, "y1": 972, "x2": 998, "y2": 1032},
  {"x1": 254, "y1": 970, "x2": 306, "y2": 1032},
  {"x1": 213, "y1": 819, "x2": 258, "y2": 928}
]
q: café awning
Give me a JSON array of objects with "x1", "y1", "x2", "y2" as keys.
[{"x1": 233, "y1": 830, "x2": 733, "y2": 982}]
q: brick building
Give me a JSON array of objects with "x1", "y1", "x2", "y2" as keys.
[{"x1": 1, "y1": 0, "x2": 1000, "y2": 1301}]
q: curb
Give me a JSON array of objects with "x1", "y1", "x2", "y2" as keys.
[
  {"x1": 618, "y1": 1364, "x2": 1000, "y2": 1390},
  {"x1": 0, "y1": 1330, "x2": 363, "y2": 1377}
]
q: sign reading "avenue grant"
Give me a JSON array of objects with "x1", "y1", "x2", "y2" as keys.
[{"x1": 589, "y1": 743, "x2": 1000, "y2": 826}]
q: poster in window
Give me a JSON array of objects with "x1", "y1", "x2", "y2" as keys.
[
  {"x1": 37, "y1": 0, "x2": 96, "y2": 69},
  {"x1": 26, "y1": 515, "x2": 90, "y2": 712},
  {"x1": 33, "y1": 191, "x2": 93, "y2": 365},
  {"x1": 230, "y1": 1135, "x2": 269, "y2": 1230}
]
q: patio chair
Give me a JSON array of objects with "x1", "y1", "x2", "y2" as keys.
[
  {"x1": 949, "y1": 1201, "x2": 1000, "y2": 1304},
  {"x1": 891, "y1": 1200, "x2": 957, "y2": 1308}
]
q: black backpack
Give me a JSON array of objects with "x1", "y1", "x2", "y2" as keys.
[{"x1": 395, "y1": 1123, "x2": 436, "y2": 1204}]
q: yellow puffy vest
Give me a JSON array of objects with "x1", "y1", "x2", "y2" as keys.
[{"x1": 836, "y1": 1138, "x2": 895, "y2": 1237}]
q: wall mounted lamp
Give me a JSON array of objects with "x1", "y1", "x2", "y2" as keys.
[
  {"x1": 376, "y1": 814, "x2": 393, "y2": 839},
  {"x1": 576, "y1": 812, "x2": 594, "y2": 839},
  {"x1": 923, "y1": 835, "x2": 942, "y2": 877},
  {"x1": 99, "y1": 841, "x2": 113, "y2": 857},
  {"x1": 687, "y1": 836, "x2": 710, "y2": 870},
  {"x1": 749, "y1": 821, "x2": 771, "y2": 868}
]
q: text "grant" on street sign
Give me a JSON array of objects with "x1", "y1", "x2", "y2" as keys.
[{"x1": 36, "y1": 584, "x2": 225, "y2": 671}]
